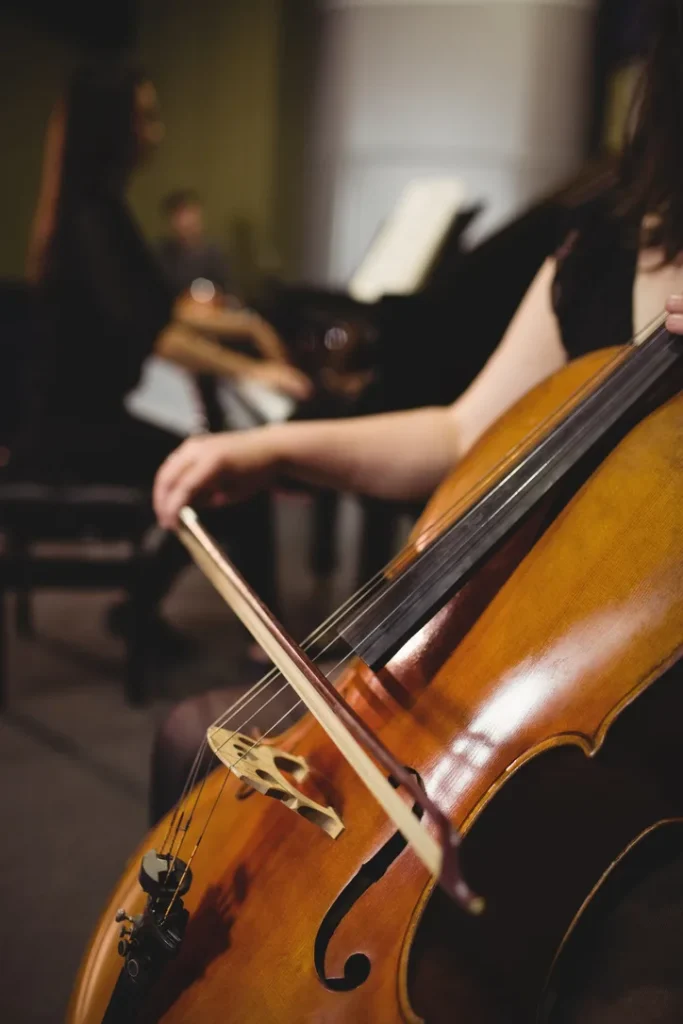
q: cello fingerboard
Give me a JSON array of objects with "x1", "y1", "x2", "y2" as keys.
[{"x1": 341, "y1": 326, "x2": 680, "y2": 670}]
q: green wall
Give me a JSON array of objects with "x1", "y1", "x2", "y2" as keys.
[
  {"x1": 0, "y1": 0, "x2": 317, "y2": 285},
  {"x1": 131, "y1": 0, "x2": 285, "y2": 292},
  {"x1": 271, "y1": 1, "x2": 320, "y2": 278}
]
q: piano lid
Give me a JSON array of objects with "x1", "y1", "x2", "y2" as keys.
[{"x1": 348, "y1": 178, "x2": 467, "y2": 304}]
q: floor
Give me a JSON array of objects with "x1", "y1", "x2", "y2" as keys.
[{"x1": 0, "y1": 493, "x2": 365, "y2": 1024}]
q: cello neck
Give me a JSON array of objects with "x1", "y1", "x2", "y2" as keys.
[{"x1": 341, "y1": 323, "x2": 681, "y2": 669}]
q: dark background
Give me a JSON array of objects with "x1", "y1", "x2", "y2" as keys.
[{"x1": 2, "y1": 0, "x2": 138, "y2": 49}]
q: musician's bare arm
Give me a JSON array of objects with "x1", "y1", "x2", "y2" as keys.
[
  {"x1": 154, "y1": 260, "x2": 566, "y2": 526},
  {"x1": 154, "y1": 323, "x2": 311, "y2": 400}
]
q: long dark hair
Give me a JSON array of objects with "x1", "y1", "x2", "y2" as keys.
[
  {"x1": 28, "y1": 60, "x2": 148, "y2": 285},
  {"x1": 621, "y1": 0, "x2": 683, "y2": 259},
  {"x1": 60, "y1": 61, "x2": 147, "y2": 199}
]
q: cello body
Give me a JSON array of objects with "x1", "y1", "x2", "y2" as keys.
[{"x1": 69, "y1": 349, "x2": 683, "y2": 1023}]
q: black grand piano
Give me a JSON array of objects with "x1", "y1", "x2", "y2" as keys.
[
  {"x1": 263, "y1": 160, "x2": 617, "y2": 579},
  {"x1": 270, "y1": 160, "x2": 616, "y2": 418},
  {"x1": 0, "y1": 161, "x2": 616, "y2": 587}
]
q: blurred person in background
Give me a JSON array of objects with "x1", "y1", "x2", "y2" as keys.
[
  {"x1": 11, "y1": 60, "x2": 308, "y2": 651},
  {"x1": 158, "y1": 188, "x2": 233, "y2": 298},
  {"x1": 157, "y1": 187, "x2": 292, "y2": 366}
]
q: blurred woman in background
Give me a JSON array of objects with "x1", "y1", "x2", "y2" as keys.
[{"x1": 14, "y1": 61, "x2": 308, "y2": 648}]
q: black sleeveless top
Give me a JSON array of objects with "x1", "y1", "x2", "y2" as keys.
[{"x1": 552, "y1": 201, "x2": 638, "y2": 357}]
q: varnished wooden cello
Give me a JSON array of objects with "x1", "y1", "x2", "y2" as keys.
[{"x1": 69, "y1": 315, "x2": 681, "y2": 1023}]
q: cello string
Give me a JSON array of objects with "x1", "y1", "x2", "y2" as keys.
[
  {"x1": 167, "y1": 558, "x2": 436, "y2": 871},
  {"x1": 161, "y1": 642, "x2": 358, "y2": 863},
  {"x1": 163, "y1": 329, "x2": 670, "y2": 893},
  {"x1": 165, "y1": 585, "x2": 422, "y2": 882},
  {"x1": 161, "y1": 405, "x2": 567, "y2": 858},
  {"x1": 162, "y1": 650, "x2": 353, "y2": 860},
  {"x1": 162, "y1": 338, "x2": 646, "y2": 859},
  {"x1": 273, "y1": 340, "x2": 651, "y2": 663},
  {"x1": 206, "y1": 643, "x2": 354, "y2": 770},
  {"x1": 160, "y1": 428, "x2": 573, "y2": 860},
  {"x1": 206, "y1": 335, "x2": 641, "y2": 743},
  {"x1": 166, "y1": 738, "x2": 220, "y2": 867},
  {"x1": 207, "y1": 339, "x2": 637, "y2": 736},
  {"x1": 165, "y1": 558, "x2": 422, "y2": 872},
  {"x1": 164, "y1": 634, "x2": 357, "y2": 859},
  {"x1": 167, "y1": 422, "x2": 564, "y2": 862},
  {"x1": 159, "y1": 736, "x2": 220, "y2": 856},
  {"x1": 166, "y1": 405, "x2": 561, "y2": 864},
  {"x1": 163, "y1": 696, "x2": 314, "y2": 897},
  {"x1": 199, "y1": 396, "x2": 570, "y2": 743}
]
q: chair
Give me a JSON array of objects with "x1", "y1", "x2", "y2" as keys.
[
  {"x1": 0, "y1": 281, "x2": 157, "y2": 708},
  {"x1": 0, "y1": 482, "x2": 154, "y2": 707}
]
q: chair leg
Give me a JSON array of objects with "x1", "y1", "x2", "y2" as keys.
[
  {"x1": 12, "y1": 531, "x2": 34, "y2": 637},
  {"x1": 358, "y1": 498, "x2": 400, "y2": 585},
  {"x1": 124, "y1": 539, "x2": 148, "y2": 707},
  {"x1": 124, "y1": 625, "x2": 147, "y2": 708},
  {"x1": 15, "y1": 590, "x2": 33, "y2": 637},
  {"x1": 0, "y1": 587, "x2": 6, "y2": 710},
  {"x1": 311, "y1": 490, "x2": 339, "y2": 578}
]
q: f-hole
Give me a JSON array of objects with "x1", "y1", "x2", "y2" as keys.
[{"x1": 314, "y1": 768, "x2": 424, "y2": 992}]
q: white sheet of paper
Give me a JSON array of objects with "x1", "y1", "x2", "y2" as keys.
[
  {"x1": 218, "y1": 377, "x2": 294, "y2": 429},
  {"x1": 348, "y1": 177, "x2": 466, "y2": 304},
  {"x1": 125, "y1": 357, "x2": 200, "y2": 437},
  {"x1": 125, "y1": 356, "x2": 294, "y2": 436}
]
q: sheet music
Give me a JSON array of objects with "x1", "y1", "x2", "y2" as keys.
[
  {"x1": 125, "y1": 357, "x2": 201, "y2": 437},
  {"x1": 125, "y1": 356, "x2": 294, "y2": 436},
  {"x1": 348, "y1": 177, "x2": 466, "y2": 303},
  {"x1": 218, "y1": 377, "x2": 294, "y2": 429}
]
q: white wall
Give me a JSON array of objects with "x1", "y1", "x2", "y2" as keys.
[{"x1": 302, "y1": 0, "x2": 597, "y2": 285}]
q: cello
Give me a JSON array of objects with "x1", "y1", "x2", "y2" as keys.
[{"x1": 68, "y1": 314, "x2": 682, "y2": 1023}]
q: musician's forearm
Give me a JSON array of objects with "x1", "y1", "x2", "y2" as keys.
[
  {"x1": 248, "y1": 316, "x2": 288, "y2": 362},
  {"x1": 155, "y1": 324, "x2": 260, "y2": 379},
  {"x1": 176, "y1": 304, "x2": 287, "y2": 361},
  {"x1": 271, "y1": 406, "x2": 460, "y2": 502}
]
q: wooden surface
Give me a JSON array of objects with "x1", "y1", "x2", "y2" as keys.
[{"x1": 68, "y1": 350, "x2": 682, "y2": 1023}]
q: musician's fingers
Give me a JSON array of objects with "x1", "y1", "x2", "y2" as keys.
[
  {"x1": 665, "y1": 311, "x2": 683, "y2": 335},
  {"x1": 665, "y1": 295, "x2": 683, "y2": 334},
  {"x1": 158, "y1": 460, "x2": 221, "y2": 529},
  {"x1": 153, "y1": 442, "x2": 202, "y2": 523}
]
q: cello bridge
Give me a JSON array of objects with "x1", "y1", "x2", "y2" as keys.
[{"x1": 207, "y1": 727, "x2": 344, "y2": 839}]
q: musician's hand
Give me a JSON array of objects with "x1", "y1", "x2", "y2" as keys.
[
  {"x1": 665, "y1": 294, "x2": 683, "y2": 333},
  {"x1": 251, "y1": 360, "x2": 313, "y2": 401},
  {"x1": 153, "y1": 430, "x2": 280, "y2": 529}
]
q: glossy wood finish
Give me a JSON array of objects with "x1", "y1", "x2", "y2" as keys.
[{"x1": 69, "y1": 350, "x2": 682, "y2": 1023}]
